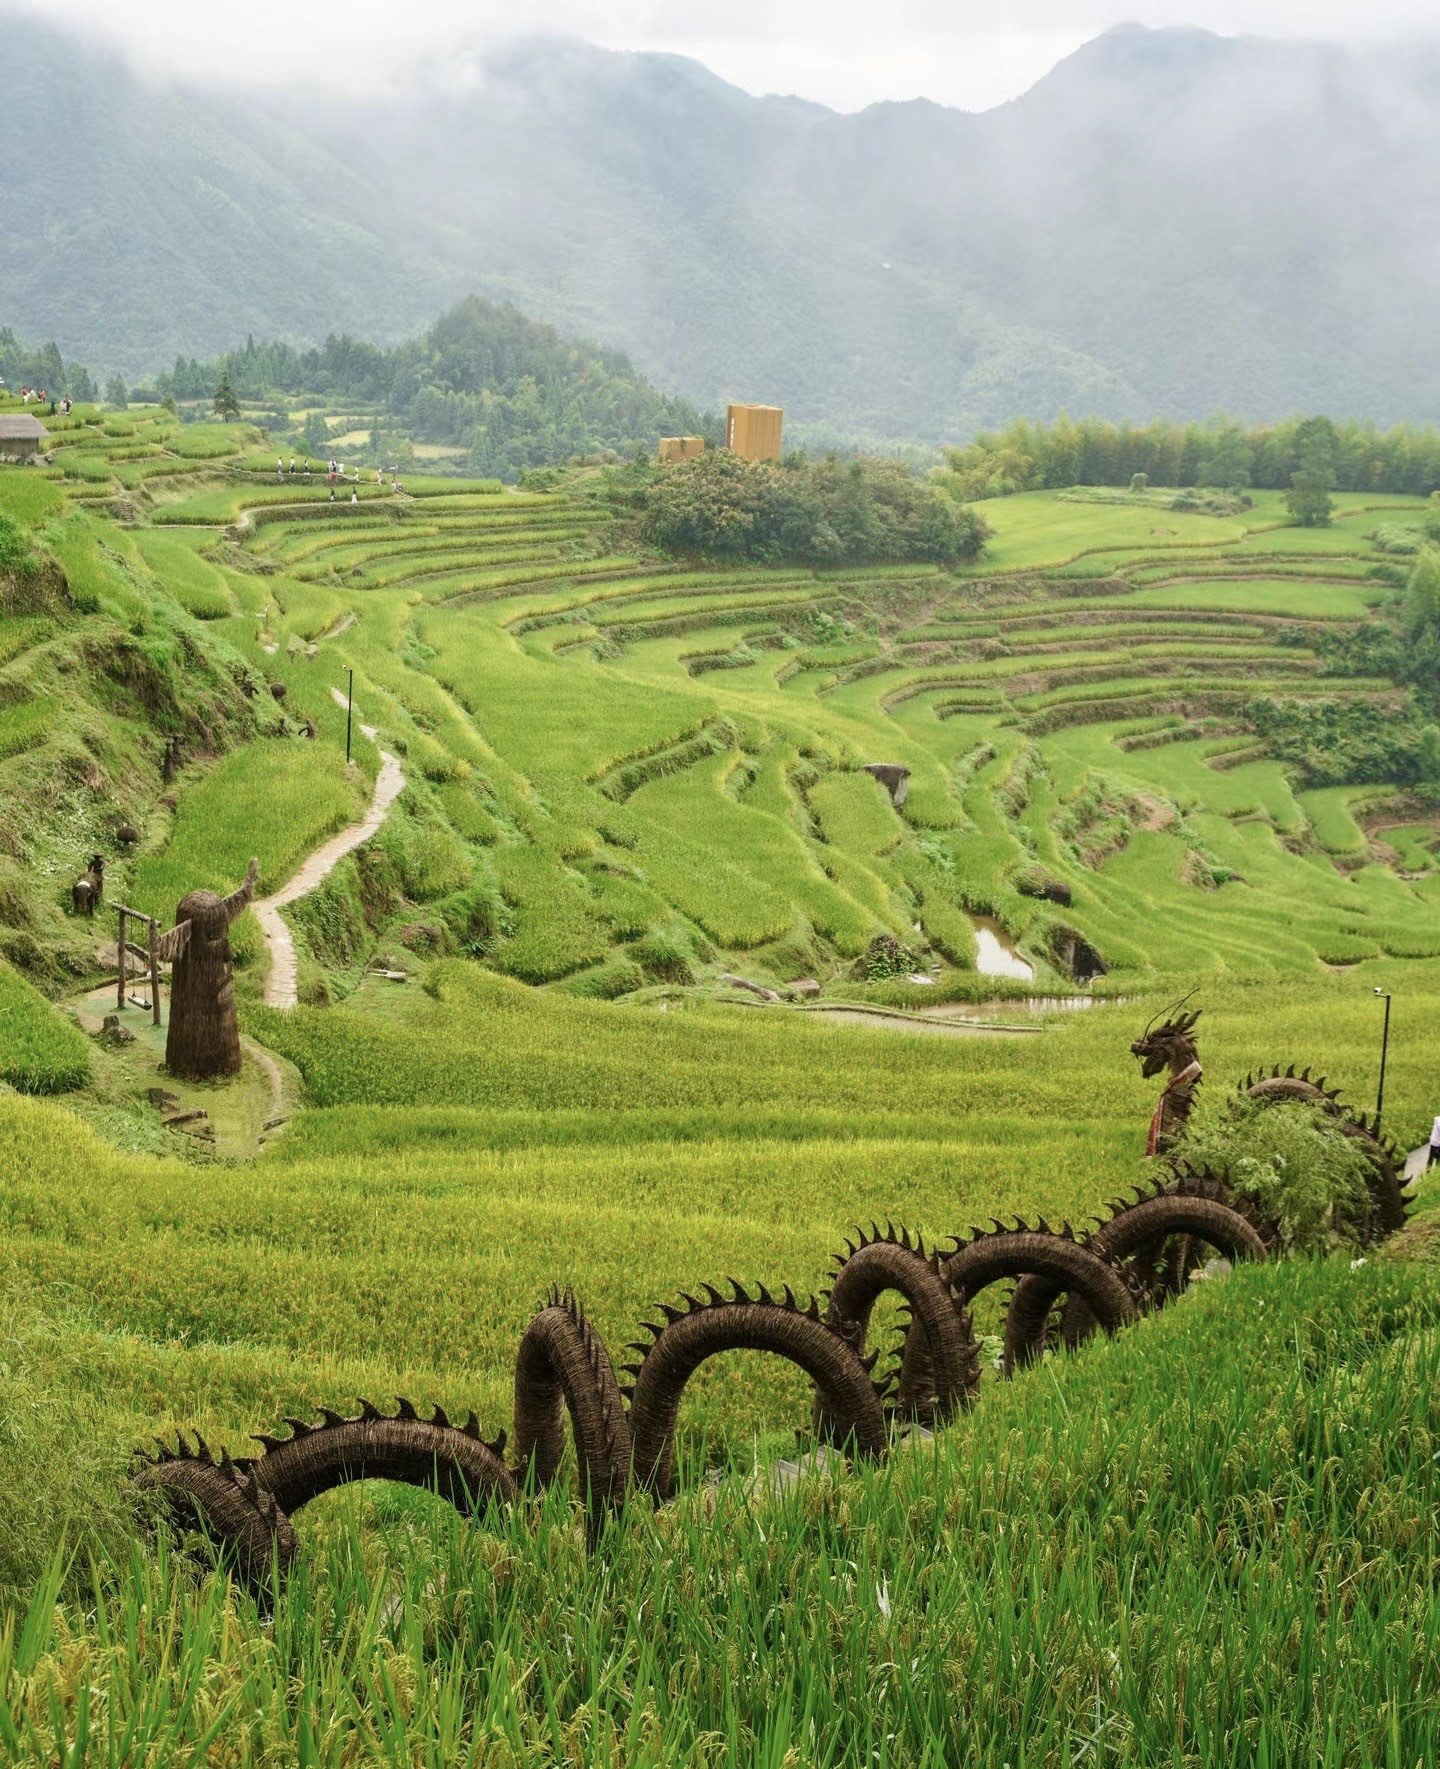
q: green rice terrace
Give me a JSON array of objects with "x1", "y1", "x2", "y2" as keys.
[{"x1": 2, "y1": 399, "x2": 1439, "y2": 1763}]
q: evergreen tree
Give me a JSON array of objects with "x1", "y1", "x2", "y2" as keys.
[
  {"x1": 1419, "y1": 724, "x2": 1440, "y2": 782},
  {"x1": 302, "y1": 410, "x2": 330, "y2": 457},
  {"x1": 1286, "y1": 417, "x2": 1338, "y2": 525},
  {"x1": 1404, "y1": 547, "x2": 1440, "y2": 638},
  {"x1": 212, "y1": 370, "x2": 241, "y2": 422},
  {"x1": 1196, "y1": 421, "x2": 1252, "y2": 488},
  {"x1": 1286, "y1": 464, "x2": 1334, "y2": 527},
  {"x1": 104, "y1": 374, "x2": 128, "y2": 409}
]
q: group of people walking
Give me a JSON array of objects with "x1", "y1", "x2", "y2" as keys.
[
  {"x1": 273, "y1": 454, "x2": 406, "y2": 500},
  {"x1": 16, "y1": 389, "x2": 70, "y2": 415}
]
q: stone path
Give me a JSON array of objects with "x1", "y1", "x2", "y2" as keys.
[{"x1": 254, "y1": 690, "x2": 405, "y2": 1010}]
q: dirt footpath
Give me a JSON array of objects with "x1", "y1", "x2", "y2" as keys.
[{"x1": 255, "y1": 697, "x2": 405, "y2": 1009}]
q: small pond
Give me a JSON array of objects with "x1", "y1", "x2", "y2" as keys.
[{"x1": 968, "y1": 914, "x2": 1036, "y2": 982}]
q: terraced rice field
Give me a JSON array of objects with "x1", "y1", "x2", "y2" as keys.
[
  {"x1": 9, "y1": 412, "x2": 1436, "y2": 993},
  {"x1": 135, "y1": 465, "x2": 1431, "y2": 991}
]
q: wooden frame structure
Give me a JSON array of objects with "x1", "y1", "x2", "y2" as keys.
[
  {"x1": 113, "y1": 902, "x2": 163, "y2": 1025},
  {"x1": 658, "y1": 436, "x2": 705, "y2": 463},
  {"x1": 725, "y1": 404, "x2": 784, "y2": 462}
]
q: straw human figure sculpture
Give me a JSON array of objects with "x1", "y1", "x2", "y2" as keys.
[{"x1": 156, "y1": 858, "x2": 259, "y2": 1079}]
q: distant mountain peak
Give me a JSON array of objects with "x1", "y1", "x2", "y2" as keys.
[{"x1": 4, "y1": 10, "x2": 1440, "y2": 439}]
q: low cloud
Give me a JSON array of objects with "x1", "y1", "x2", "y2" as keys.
[{"x1": 6, "y1": 0, "x2": 1440, "y2": 110}]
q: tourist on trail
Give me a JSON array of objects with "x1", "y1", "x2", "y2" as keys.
[
  {"x1": 1429, "y1": 1115, "x2": 1440, "y2": 1169},
  {"x1": 350, "y1": 489, "x2": 358, "y2": 504},
  {"x1": 329, "y1": 486, "x2": 337, "y2": 501},
  {"x1": 289, "y1": 457, "x2": 296, "y2": 473},
  {"x1": 277, "y1": 458, "x2": 284, "y2": 479}
]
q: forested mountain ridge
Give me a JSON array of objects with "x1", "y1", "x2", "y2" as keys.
[
  {"x1": 6, "y1": 12, "x2": 1440, "y2": 444},
  {"x1": 163, "y1": 300, "x2": 713, "y2": 479}
]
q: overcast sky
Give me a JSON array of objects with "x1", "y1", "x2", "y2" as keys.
[{"x1": 11, "y1": 0, "x2": 1440, "y2": 111}]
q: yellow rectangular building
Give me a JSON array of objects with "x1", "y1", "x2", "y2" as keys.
[
  {"x1": 658, "y1": 436, "x2": 706, "y2": 463},
  {"x1": 725, "y1": 403, "x2": 783, "y2": 462}
]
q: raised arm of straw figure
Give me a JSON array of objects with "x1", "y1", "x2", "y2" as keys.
[
  {"x1": 156, "y1": 858, "x2": 260, "y2": 1080},
  {"x1": 1130, "y1": 992, "x2": 1203, "y2": 1156}
]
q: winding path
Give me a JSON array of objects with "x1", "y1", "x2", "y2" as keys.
[{"x1": 254, "y1": 691, "x2": 405, "y2": 1010}]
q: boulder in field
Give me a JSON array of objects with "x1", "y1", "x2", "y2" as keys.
[{"x1": 863, "y1": 763, "x2": 910, "y2": 808}]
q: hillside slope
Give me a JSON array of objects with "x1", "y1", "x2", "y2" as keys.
[{"x1": 5, "y1": 15, "x2": 1440, "y2": 441}]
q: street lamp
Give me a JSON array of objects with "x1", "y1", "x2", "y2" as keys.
[
  {"x1": 1373, "y1": 986, "x2": 1392, "y2": 1135},
  {"x1": 345, "y1": 666, "x2": 354, "y2": 766}
]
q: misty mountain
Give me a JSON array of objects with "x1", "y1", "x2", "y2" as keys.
[{"x1": 6, "y1": 13, "x2": 1440, "y2": 445}]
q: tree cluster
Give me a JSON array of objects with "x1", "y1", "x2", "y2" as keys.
[
  {"x1": 936, "y1": 414, "x2": 1440, "y2": 503},
  {"x1": 618, "y1": 450, "x2": 989, "y2": 568},
  {"x1": 157, "y1": 298, "x2": 713, "y2": 480},
  {"x1": 1247, "y1": 695, "x2": 1440, "y2": 788},
  {"x1": 0, "y1": 329, "x2": 95, "y2": 401}
]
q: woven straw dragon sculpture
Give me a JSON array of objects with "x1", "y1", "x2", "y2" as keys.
[{"x1": 138, "y1": 998, "x2": 1411, "y2": 1586}]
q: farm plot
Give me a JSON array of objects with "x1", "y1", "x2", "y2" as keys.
[{"x1": 9, "y1": 427, "x2": 1435, "y2": 997}]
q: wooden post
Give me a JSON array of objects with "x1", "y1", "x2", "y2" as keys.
[
  {"x1": 116, "y1": 907, "x2": 127, "y2": 1011},
  {"x1": 148, "y1": 916, "x2": 162, "y2": 1027}
]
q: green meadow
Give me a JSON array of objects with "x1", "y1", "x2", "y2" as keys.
[{"x1": 1, "y1": 403, "x2": 1438, "y2": 1762}]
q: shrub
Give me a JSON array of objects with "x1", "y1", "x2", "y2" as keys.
[
  {"x1": 854, "y1": 933, "x2": 916, "y2": 982},
  {"x1": 1175, "y1": 1097, "x2": 1374, "y2": 1251}
]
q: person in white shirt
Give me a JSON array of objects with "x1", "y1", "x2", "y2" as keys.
[{"x1": 1429, "y1": 1115, "x2": 1440, "y2": 1170}]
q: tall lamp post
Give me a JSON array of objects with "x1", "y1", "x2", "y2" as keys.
[
  {"x1": 344, "y1": 666, "x2": 354, "y2": 766},
  {"x1": 1373, "y1": 986, "x2": 1392, "y2": 1135}
]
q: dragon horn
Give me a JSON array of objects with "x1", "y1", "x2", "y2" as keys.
[{"x1": 1142, "y1": 984, "x2": 1200, "y2": 1037}]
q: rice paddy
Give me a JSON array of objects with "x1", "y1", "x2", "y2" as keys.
[
  {"x1": 2, "y1": 401, "x2": 1439, "y2": 1762},
  {"x1": 127, "y1": 461, "x2": 1430, "y2": 993}
]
